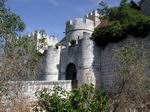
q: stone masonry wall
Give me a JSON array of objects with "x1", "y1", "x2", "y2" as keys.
[
  {"x1": 22, "y1": 80, "x2": 72, "y2": 101},
  {"x1": 100, "y1": 35, "x2": 150, "y2": 92},
  {"x1": 2, "y1": 81, "x2": 72, "y2": 112},
  {"x1": 77, "y1": 33, "x2": 101, "y2": 87},
  {"x1": 3, "y1": 81, "x2": 72, "y2": 103},
  {"x1": 141, "y1": 0, "x2": 150, "y2": 16},
  {"x1": 59, "y1": 33, "x2": 101, "y2": 87},
  {"x1": 59, "y1": 44, "x2": 79, "y2": 80}
]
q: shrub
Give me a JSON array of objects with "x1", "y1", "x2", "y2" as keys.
[
  {"x1": 111, "y1": 43, "x2": 150, "y2": 111},
  {"x1": 34, "y1": 84, "x2": 109, "y2": 112}
]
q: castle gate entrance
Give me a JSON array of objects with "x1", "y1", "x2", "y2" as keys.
[{"x1": 66, "y1": 63, "x2": 77, "y2": 88}]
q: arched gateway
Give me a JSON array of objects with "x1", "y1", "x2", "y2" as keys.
[{"x1": 66, "y1": 63, "x2": 77, "y2": 88}]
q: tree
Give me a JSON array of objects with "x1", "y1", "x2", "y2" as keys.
[
  {"x1": 1, "y1": 35, "x2": 43, "y2": 81},
  {"x1": 92, "y1": 0, "x2": 150, "y2": 47},
  {"x1": 0, "y1": 34, "x2": 43, "y2": 111},
  {"x1": 0, "y1": 0, "x2": 43, "y2": 81},
  {"x1": 98, "y1": 1, "x2": 109, "y2": 16},
  {"x1": 0, "y1": 1, "x2": 43, "y2": 111},
  {"x1": 0, "y1": 0, "x2": 25, "y2": 39},
  {"x1": 120, "y1": 0, "x2": 128, "y2": 6},
  {"x1": 111, "y1": 43, "x2": 150, "y2": 112}
]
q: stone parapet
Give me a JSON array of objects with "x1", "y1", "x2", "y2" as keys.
[
  {"x1": 6, "y1": 80, "x2": 72, "y2": 101},
  {"x1": 65, "y1": 18, "x2": 94, "y2": 34}
]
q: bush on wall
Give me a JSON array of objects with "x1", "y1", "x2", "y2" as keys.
[{"x1": 92, "y1": 0, "x2": 150, "y2": 47}]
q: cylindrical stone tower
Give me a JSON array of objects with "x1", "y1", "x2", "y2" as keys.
[
  {"x1": 77, "y1": 32, "x2": 101, "y2": 87},
  {"x1": 65, "y1": 18, "x2": 94, "y2": 46},
  {"x1": 41, "y1": 47, "x2": 60, "y2": 81}
]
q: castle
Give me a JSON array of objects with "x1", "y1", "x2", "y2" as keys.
[
  {"x1": 2, "y1": 0, "x2": 150, "y2": 104},
  {"x1": 24, "y1": 0, "x2": 150, "y2": 92},
  {"x1": 38, "y1": 10, "x2": 102, "y2": 88}
]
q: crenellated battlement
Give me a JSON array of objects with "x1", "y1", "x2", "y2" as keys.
[
  {"x1": 48, "y1": 35, "x2": 58, "y2": 46},
  {"x1": 66, "y1": 20, "x2": 73, "y2": 26},
  {"x1": 85, "y1": 10, "x2": 100, "y2": 18},
  {"x1": 65, "y1": 18, "x2": 94, "y2": 34},
  {"x1": 27, "y1": 30, "x2": 59, "y2": 54},
  {"x1": 64, "y1": 10, "x2": 100, "y2": 44},
  {"x1": 85, "y1": 10, "x2": 101, "y2": 27},
  {"x1": 66, "y1": 18, "x2": 94, "y2": 26}
]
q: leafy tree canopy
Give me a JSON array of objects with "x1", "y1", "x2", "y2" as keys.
[
  {"x1": 92, "y1": 0, "x2": 150, "y2": 47},
  {"x1": 0, "y1": 0, "x2": 25, "y2": 39},
  {"x1": 0, "y1": 1, "x2": 42, "y2": 81}
]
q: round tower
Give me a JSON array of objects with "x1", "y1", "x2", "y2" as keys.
[
  {"x1": 77, "y1": 32, "x2": 101, "y2": 87},
  {"x1": 65, "y1": 18, "x2": 94, "y2": 45},
  {"x1": 41, "y1": 47, "x2": 60, "y2": 81}
]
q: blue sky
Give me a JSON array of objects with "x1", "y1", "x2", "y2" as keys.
[{"x1": 8, "y1": 0, "x2": 122, "y2": 40}]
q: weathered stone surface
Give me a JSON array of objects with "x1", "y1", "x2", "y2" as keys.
[
  {"x1": 42, "y1": 47, "x2": 61, "y2": 81},
  {"x1": 141, "y1": 0, "x2": 150, "y2": 16},
  {"x1": 4, "y1": 81, "x2": 72, "y2": 102}
]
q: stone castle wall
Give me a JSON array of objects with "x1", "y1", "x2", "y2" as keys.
[
  {"x1": 100, "y1": 35, "x2": 150, "y2": 91},
  {"x1": 2, "y1": 80, "x2": 72, "y2": 111},
  {"x1": 58, "y1": 33, "x2": 150, "y2": 91},
  {"x1": 59, "y1": 44, "x2": 79, "y2": 80},
  {"x1": 38, "y1": 0, "x2": 150, "y2": 91},
  {"x1": 21, "y1": 80, "x2": 72, "y2": 101},
  {"x1": 59, "y1": 32, "x2": 101, "y2": 87},
  {"x1": 141, "y1": 0, "x2": 150, "y2": 16}
]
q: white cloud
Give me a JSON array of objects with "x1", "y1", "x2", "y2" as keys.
[{"x1": 87, "y1": 0, "x2": 104, "y2": 4}]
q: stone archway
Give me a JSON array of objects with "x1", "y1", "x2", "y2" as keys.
[{"x1": 66, "y1": 63, "x2": 77, "y2": 88}]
